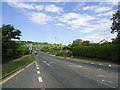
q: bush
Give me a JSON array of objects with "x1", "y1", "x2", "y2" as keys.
[{"x1": 72, "y1": 44, "x2": 119, "y2": 62}]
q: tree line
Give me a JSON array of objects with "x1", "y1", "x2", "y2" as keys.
[{"x1": 1, "y1": 9, "x2": 119, "y2": 63}]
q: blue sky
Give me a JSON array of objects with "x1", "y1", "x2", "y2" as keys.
[{"x1": 2, "y1": 1, "x2": 118, "y2": 45}]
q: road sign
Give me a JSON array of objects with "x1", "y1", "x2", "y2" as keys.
[{"x1": 28, "y1": 43, "x2": 32, "y2": 50}]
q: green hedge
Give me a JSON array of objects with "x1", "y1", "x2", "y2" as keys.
[
  {"x1": 2, "y1": 41, "x2": 28, "y2": 63},
  {"x1": 72, "y1": 44, "x2": 119, "y2": 62}
]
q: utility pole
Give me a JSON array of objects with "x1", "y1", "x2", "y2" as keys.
[{"x1": 106, "y1": 37, "x2": 108, "y2": 42}]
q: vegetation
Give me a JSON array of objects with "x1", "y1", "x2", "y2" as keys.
[
  {"x1": 2, "y1": 54, "x2": 35, "y2": 76},
  {"x1": 71, "y1": 44, "x2": 119, "y2": 62},
  {"x1": 1, "y1": 10, "x2": 119, "y2": 64},
  {"x1": 111, "y1": 10, "x2": 120, "y2": 35},
  {"x1": 1, "y1": 25, "x2": 28, "y2": 63}
]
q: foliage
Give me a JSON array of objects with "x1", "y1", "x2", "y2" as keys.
[
  {"x1": 72, "y1": 39, "x2": 83, "y2": 45},
  {"x1": 2, "y1": 24, "x2": 21, "y2": 42},
  {"x1": 1, "y1": 25, "x2": 28, "y2": 63},
  {"x1": 111, "y1": 10, "x2": 120, "y2": 35},
  {"x1": 81, "y1": 40, "x2": 91, "y2": 46},
  {"x1": 62, "y1": 46, "x2": 71, "y2": 50},
  {"x1": 3, "y1": 54, "x2": 35, "y2": 76},
  {"x1": 72, "y1": 44, "x2": 119, "y2": 62}
]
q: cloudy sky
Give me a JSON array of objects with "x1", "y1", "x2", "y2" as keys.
[{"x1": 2, "y1": 1, "x2": 119, "y2": 45}]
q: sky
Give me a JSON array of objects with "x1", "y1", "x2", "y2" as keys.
[{"x1": 1, "y1": 0, "x2": 119, "y2": 45}]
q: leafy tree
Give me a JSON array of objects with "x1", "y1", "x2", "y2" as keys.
[
  {"x1": 72, "y1": 39, "x2": 83, "y2": 45},
  {"x1": 62, "y1": 46, "x2": 71, "y2": 50},
  {"x1": 81, "y1": 40, "x2": 90, "y2": 46},
  {"x1": 111, "y1": 10, "x2": 120, "y2": 44},
  {"x1": 2, "y1": 24, "x2": 21, "y2": 42},
  {"x1": 111, "y1": 10, "x2": 120, "y2": 35},
  {"x1": 1, "y1": 25, "x2": 23, "y2": 63}
]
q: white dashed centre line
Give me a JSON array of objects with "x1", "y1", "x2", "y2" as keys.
[
  {"x1": 109, "y1": 65, "x2": 112, "y2": 67},
  {"x1": 46, "y1": 63, "x2": 50, "y2": 66},
  {"x1": 37, "y1": 71, "x2": 40, "y2": 74},
  {"x1": 38, "y1": 77, "x2": 43, "y2": 82},
  {"x1": 43, "y1": 61, "x2": 47, "y2": 63},
  {"x1": 37, "y1": 67, "x2": 39, "y2": 69}
]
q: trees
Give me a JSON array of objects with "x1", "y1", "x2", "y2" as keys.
[
  {"x1": 1, "y1": 25, "x2": 27, "y2": 63},
  {"x1": 111, "y1": 10, "x2": 120, "y2": 35},
  {"x1": 2, "y1": 24, "x2": 21, "y2": 42},
  {"x1": 111, "y1": 10, "x2": 120, "y2": 44},
  {"x1": 81, "y1": 41, "x2": 90, "y2": 46},
  {"x1": 72, "y1": 39, "x2": 83, "y2": 45}
]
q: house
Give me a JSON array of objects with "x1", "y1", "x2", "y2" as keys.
[{"x1": 60, "y1": 50, "x2": 72, "y2": 57}]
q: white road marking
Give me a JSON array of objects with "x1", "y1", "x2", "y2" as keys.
[
  {"x1": 36, "y1": 64, "x2": 38, "y2": 67},
  {"x1": 102, "y1": 80, "x2": 105, "y2": 82},
  {"x1": 109, "y1": 65, "x2": 112, "y2": 67},
  {"x1": 98, "y1": 75, "x2": 104, "y2": 77},
  {"x1": 38, "y1": 77, "x2": 43, "y2": 82},
  {"x1": 77, "y1": 72, "x2": 115, "y2": 88},
  {"x1": 97, "y1": 75, "x2": 117, "y2": 78},
  {"x1": 43, "y1": 61, "x2": 47, "y2": 63},
  {"x1": 69, "y1": 65, "x2": 83, "y2": 67},
  {"x1": 46, "y1": 63, "x2": 50, "y2": 66},
  {"x1": 108, "y1": 81, "x2": 113, "y2": 83},
  {"x1": 37, "y1": 71, "x2": 40, "y2": 74},
  {"x1": 37, "y1": 67, "x2": 39, "y2": 69},
  {"x1": 49, "y1": 62, "x2": 53, "y2": 64}
]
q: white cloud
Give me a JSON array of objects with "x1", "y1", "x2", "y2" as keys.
[
  {"x1": 81, "y1": 32, "x2": 116, "y2": 43},
  {"x1": 95, "y1": 6, "x2": 112, "y2": 13},
  {"x1": 83, "y1": 6, "x2": 97, "y2": 10},
  {"x1": 59, "y1": 13, "x2": 95, "y2": 29},
  {"x1": 97, "y1": 10, "x2": 114, "y2": 17},
  {"x1": 55, "y1": 23, "x2": 64, "y2": 26},
  {"x1": 8, "y1": 2, "x2": 34, "y2": 9},
  {"x1": 83, "y1": 5, "x2": 112, "y2": 13},
  {"x1": 34, "y1": 5, "x2": 44, "y2": 11},
  {"x1": 105, "y1": 0, "x2": 119, "y2": 5},
  {"x1": 80, "y1": 18, "x2": 112, "y2": 33},
  {"x1": 8, "y1": 2, "x2": 63, "y2": 13},
  {"x1": 45, "y1": 4, "x2": 63, "y2": 13},
  {"x1": 28, "y1": 12, "x2": 53, "y2": 24}
]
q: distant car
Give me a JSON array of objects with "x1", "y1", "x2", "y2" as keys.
[
  {"x1": 34, "y1": 51, "x2": 38, "y2": 55},
  {"x1": 47, "y1": 52, "x2": 51, "y2": 54}
]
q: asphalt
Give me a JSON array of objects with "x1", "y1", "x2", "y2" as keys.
[{"x1": 2, "y1": 51, "x2": 119, "y2": 89}]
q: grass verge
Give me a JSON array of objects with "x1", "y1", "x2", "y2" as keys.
[
  {"x1": 56, "y1": 54, "x2": 119, "y2": 65},
  {"x1": 2, "y1": 54, "x2": 35, "y2": 76},
  {"x1": 72, "y1": 56, "x2": 119, "y2": 65}
]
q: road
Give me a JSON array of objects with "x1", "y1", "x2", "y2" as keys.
[{"x1": 2, "y1": 51, "x2": 119, "y2": 89}]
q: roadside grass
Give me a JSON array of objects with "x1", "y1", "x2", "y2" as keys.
[
  {"x1": 56, "y1": 54, "x2": 119, "y2": 65},
  {"x1": 72, "y1": 56, "x2": 119, "y2": 65},
  {"x1": 2, "y1": 54, "x2": 35, "y2": 76}
]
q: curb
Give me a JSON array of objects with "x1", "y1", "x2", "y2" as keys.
[{"x1": 1, "y1": 61, "x2": 35, "y2": 80}]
